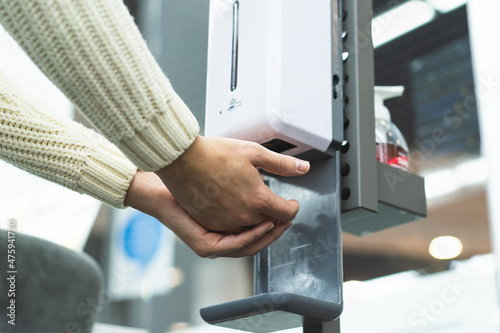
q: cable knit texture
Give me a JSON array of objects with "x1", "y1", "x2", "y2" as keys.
[
  {"x1": 0, "y1": 72, "x2": 137, "y2": 207},
  {"x1": 0, "y1": 0, "x2": 200, "y2": 171}
]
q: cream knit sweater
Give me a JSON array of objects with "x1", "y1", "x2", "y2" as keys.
[{"x1": 0, "y1": 0, "x2": 200, "y2": 207}]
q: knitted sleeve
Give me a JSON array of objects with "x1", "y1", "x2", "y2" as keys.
[
  {"x1": 0, "y1": 71, "x2": 137, "y2": 208},
  {"x1": 0, "y1": 0, "x2": 200, "y2": 172}
]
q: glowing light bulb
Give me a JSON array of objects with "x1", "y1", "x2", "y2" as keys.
[{"x1": 429, "y1": 236, "x2": 463, "y2": 260}]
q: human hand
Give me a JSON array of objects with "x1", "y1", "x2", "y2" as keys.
[
  {"x1": 124, "y1": 170, "x2": 293, "y2": 258},
  {"x1": 155, "y1": 136, "x2": 310, "y2": 233}
]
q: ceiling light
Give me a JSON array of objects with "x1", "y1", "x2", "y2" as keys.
[
  {"x1": 423, "y1": 158, "x2": 487, "y2": 200},
  {"x1": 372, "y1": 1, "x2": 436, "y2": 48},
  {"x1": 424, "y1": 169, "x2": 460, "y2": 199},
  {"x1": 429, "y1": 235, "x2": 463, "y2": 260},
  {"x1": 426, "y1": 0, "x2": 467, "y2": 13},
  {"x1": 455, "y1": 157, "x2": 488, "y2": 186}
]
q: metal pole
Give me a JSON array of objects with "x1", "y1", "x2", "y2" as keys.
[{"x1": 304, "y1": 320, "x2": 341, "y2": 333}]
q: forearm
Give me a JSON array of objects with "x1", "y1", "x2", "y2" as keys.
[
  {"x1": 124, "y1": 169, "x2": 293, "y2": 259},
  {"x1": 0, "y1": 72, "x2": 136, "y2": 208},
  {"x1": 0, "y1": 0, "x2": 199, "y2": 171}
]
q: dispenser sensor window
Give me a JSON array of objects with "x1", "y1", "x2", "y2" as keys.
[{"x1": 230, "y1": 1, "x2": 239, "y2": 92}]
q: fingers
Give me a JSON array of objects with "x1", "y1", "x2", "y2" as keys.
[
  {"x1": 171, "y1": 209, "x2": 293, "y2": 258},
  {"x1": 260, "y1": 194, "x2": 300, "y2": 222},
  {"x1": 249, "y1": 144, "x2": 310, "y2": 176},
  {"x1": 186, "y1": 221, "x2": 275, "y2": 258},
  {"x1": 220, "y1": 221, "x2": 293, "y2": 258},
  {"x1": 193, "y1": 220, "x2": 293, "y2": 258},
  {"x1": 207, "y1": 222, "x2": 277, "y2": 256}
]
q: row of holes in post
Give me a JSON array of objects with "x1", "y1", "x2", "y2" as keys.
[{"x1": 340, "y1": 5, "x2": 350, "y2": 202}]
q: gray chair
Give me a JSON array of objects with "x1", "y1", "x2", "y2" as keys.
[{"x1": 0, "y1": 229, "x2": 103, "y2": 332}]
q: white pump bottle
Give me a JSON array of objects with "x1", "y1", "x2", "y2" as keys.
[{"x1": 375, "y1": 86, "x2": 410, "y2": 171}]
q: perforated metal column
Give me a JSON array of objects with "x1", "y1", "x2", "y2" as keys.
[{"x1": 200, "y1": 0, "x2": 345, "y2": 331}]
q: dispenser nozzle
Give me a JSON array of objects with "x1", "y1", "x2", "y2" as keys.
[
  {"x1": 374, "y1": 86, "x2": 404, "y2": 105},
  {"x1": 374, "y1": 86, "x2": 405, "y2": 121}
]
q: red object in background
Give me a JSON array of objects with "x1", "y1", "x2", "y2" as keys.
[{"x1": 376, "y1": 142, "x2": 409, "y2": 171}]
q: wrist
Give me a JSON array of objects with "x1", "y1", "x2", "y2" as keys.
[
  {"x1": 155, "y1": 135, "x2": 206, "y2": 184},
  {"x1": 124, "y1": 170, "x2": 170, "y2": 219}
]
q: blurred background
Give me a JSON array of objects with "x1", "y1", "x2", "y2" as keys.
[{"x1": 0, "y1": 0, "x2": 498, "y2": 332}]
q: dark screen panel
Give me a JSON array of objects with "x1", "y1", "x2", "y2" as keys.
[
  {"x1": 410, "y1": 37, "x2": 480, "y2": 159},
  {"x1": 374, "y1": 6, "x2": 480, "y2": 172}
]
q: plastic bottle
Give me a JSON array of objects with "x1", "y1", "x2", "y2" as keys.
[{"x1": 374, "y1": 86, "x2": 410, "y2": 171}]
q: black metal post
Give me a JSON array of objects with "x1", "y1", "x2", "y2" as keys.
[{"x1": 304, "y1": 320, "x2": 341, "y2": 333}]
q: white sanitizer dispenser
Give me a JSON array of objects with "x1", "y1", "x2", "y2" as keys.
[{"x1": 205, "y1": 0, "x2": 334, "y2": 156}]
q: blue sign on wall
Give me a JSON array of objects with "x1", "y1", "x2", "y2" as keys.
[{"x1": 123, "y1": 213, "x2": 163, "y2": 268}]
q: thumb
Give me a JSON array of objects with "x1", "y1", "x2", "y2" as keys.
[{"x1": 251, "y1": 146, "x2": 310, "y2": 176}]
